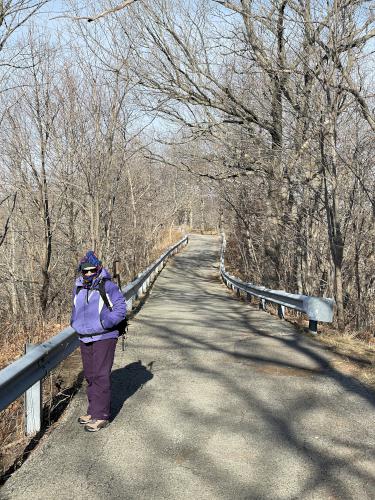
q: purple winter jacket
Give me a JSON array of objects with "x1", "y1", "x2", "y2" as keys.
[{"x1": 70, "y1": 268, "x2": 127, "y2": 343}]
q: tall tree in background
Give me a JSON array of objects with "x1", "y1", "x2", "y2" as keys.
[{"x1": 0, "y1": 1, "x2": 50, "y2": 248}]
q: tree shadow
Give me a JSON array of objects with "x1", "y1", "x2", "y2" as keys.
[{"x1": 110, "y1": 360, "x2": 154, "y2": 421}]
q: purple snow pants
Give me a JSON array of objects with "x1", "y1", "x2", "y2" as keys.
[{"x1": 80, "y1": 338, "x2": 117, "y2": 420}]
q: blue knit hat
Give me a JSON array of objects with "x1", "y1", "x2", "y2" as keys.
[{"x1": 78, "y1": 250, "x2": 102, "y2": 273}]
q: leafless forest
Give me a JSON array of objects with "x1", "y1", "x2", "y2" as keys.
[{"x1": 0, "y1": 0, "x2": 374, "y2": 354}]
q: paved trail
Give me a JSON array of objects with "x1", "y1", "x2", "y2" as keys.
[{"x1": 2, "y1": 235, "x2": 375, "y2": 500}]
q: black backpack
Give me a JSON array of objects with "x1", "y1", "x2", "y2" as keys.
[
  {"x1": 75, "y1": 279, "x2": 128, "y2": 338},
  {"x1": 97, "y1": 279, "x2": 129, "y2": 337}
]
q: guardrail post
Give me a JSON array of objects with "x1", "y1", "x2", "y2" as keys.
[
  {"x1": 278, "y1": 305, "x2": 285, "y2": 319},
  {"x1": 308, "y1": 320, "x2": 318, "y2": 335},
  {"x1": 24, "y1": 343, "x2": 42, "y2": 436},
  {"x1": 246, "y1": 292, "x2": 252, "y2": 303},
  {"x1": 259, "y1": 298, "x2": 266, "y2": 310},
  {"x1": 236, "y1": 288, "x2": 241, "y2": 298}
]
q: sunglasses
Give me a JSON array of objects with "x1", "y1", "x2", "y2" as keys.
[{"x1": 82, "y1": 268, "x2": 97, "y2": 275}]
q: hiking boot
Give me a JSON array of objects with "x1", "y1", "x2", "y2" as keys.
[
  {"x1": 78, "y1": 415, "x2": 93, "y2": 424},
  {"x1": 84, "y1": 419, "x2": 109, "y2": 432}
]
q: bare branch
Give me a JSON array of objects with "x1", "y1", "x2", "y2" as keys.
[
  {"x1": 52, "y1": 0, "x2": 141, "y2": 22},
  {"x1": 0, "y1": 193, "x2": 17, "y2": 247}
]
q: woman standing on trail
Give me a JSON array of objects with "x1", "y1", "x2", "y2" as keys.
[{"x1": 71, "y1": 250, "x2": 126, "y2": 432}]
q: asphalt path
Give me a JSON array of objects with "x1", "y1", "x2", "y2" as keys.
[{"x1": 2, "y1": 235, "x2": 375, "y2": 500}]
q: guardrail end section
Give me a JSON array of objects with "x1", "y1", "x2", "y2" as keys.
[{"x1": 303, "y1": 297, "x2": 335, "y2": 322}]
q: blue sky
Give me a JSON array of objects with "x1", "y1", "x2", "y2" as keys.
[
  {"x1": 39, "y1": 0, "x2": 70, "y2": 17},
  {"x1": 34, "y1": 1, "x2": 92, "y2": 26}
]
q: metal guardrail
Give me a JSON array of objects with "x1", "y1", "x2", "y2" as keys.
[
  {"x1": 0, "y1": 235, "x2": 188, "y2": 432},
  {"x1": 220, "y1": 234, "x2": 334, "y2": 334}
]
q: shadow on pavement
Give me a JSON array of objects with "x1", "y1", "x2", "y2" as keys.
[{"x1": 110, "y1": 361, "x2": 154, "y2": 421}]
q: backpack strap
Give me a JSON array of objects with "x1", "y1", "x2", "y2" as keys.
[
  {"x1": 98, "y1": 279, "x2": 113, "y2": 311},
  {"x1": 75, "y1": 280, "x2": 113, "y2": 311}
]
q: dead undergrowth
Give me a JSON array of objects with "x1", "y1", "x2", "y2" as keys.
[{"x1": 298, "y1": 318, "x2": 375, "y2": 389}]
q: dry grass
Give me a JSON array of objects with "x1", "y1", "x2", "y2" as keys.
[
  {"x1": 309, "y1": 324, "x2": 375, "y2": 389},
  {"x1": 0, "y1": 320, "x2": 69, "y2": 371},
  {"x1": 152, "y1": 228, "x2": 186, "y2": 257}
]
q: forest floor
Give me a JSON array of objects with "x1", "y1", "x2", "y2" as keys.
[{"x1": 305, "y1": 325, "x2": 375, "y2": 390}]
